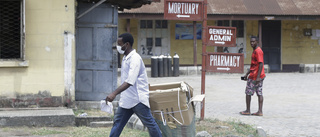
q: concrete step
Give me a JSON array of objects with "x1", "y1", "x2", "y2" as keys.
[
  {"x1": 75, "y1": 116, "x2": 113, "y2": 127},
  {"x1": 90, "y1": 121, "x2": 113, "y2": 128},
  {"x1": 0, "y1": 108, "x2": 75, "y2": 127}
]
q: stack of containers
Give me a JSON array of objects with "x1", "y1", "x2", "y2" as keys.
[{"x1": 150, "y1": 53, "x2": 179, "y2": 77}]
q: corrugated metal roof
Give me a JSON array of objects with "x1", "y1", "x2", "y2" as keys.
[
  {"x1": 121, "y1": 1, "x2": 164, "y2": 14},
  {"x1": 121, "y1": 0, "x2": 320, "y2": 15}
]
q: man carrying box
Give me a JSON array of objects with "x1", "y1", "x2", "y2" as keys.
[{"x1": 106, "y1": 33, "x2": 162, "y2": 137}]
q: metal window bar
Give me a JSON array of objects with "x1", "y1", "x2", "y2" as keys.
[{"x1": 0, "y1": 0, "x2": 22, "y2": 59}]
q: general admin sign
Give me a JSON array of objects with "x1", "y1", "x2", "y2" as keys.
[
  {"x1": 207, "y1": 26, "x2": 237, "y2": 47},
  {"x1": 164, "y1": 0, "x2": 203, "y2": 21},
  {"x1": 206, "y1": 52, "x2": 244, "y2": 73}
]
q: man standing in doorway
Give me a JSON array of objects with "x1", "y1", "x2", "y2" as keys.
[
  {"x1": 106, "y1": 33, "x2": 162, "y2": 137},
  {"x1": 240, "y1": 36, "x2": 266, "y2": 116}
]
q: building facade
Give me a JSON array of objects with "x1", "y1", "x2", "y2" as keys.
[
  {"x1": 118, "y1": 0, "x2": 320, "y2": 72},
  {"x1": 0, "y1": 0, "x2": 151, "y2": 108},
  {"x1": 0, "y1": 0, "x2": 76, "y2": 107}
]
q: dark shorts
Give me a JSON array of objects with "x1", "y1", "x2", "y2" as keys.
[{"x1": 245, "y1": 78, "x2": 264, "y2": 96}]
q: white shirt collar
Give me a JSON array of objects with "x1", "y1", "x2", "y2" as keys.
[{"x1": 124, "y1": 49, "x2": 136, "y2": 60}]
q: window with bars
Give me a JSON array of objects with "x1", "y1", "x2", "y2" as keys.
[
  {"x1": 155, "y1": 38, "x2": 161, "y2": 47},
  {"x1": 217, "y1": 20, "x2": 244, "y2": 38},
  {"x1": 217, "y1": 20, "x2": 245, "y2": 53},
  {"x1": 140, "y1": 20, "x2": 153, "y2": 29},
  {"x1": 0, "y1": 0, "x2": 25, "y2": 59},
  {"x1": 155, "y1": 20, "x2": 167, "y2": 29},
  {"x1": 139, "y1": 20, "x2": 169, "y2": 57},
  {"x1": 232, "y1": 20, "x2": 244, "y2": 38},
  {"x1": 146, "y1": 38, "x2": 153, "y2": 48}
]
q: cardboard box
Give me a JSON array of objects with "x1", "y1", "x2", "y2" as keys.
[{"x1": 149, "y1": 82, "x2": 195, "y2": 126}]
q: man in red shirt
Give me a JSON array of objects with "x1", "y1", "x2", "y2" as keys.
[{"x1": 240, "y1": 36, "x2": 266, "y2": 116}]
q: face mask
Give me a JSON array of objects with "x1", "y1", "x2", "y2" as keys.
[{"x1": 117, "y1": 44, "x2": 127, "y2": 54}]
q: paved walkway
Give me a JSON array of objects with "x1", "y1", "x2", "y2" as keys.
[{"x1": 148, "y1": 73, "x2": 320, "y2": 137}]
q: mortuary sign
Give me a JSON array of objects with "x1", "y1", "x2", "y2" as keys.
[
  {"x1": 164, "y1": 0, "x2": 203, "y2": 21},
  {"x1": 206, "y1": 52, "x2": 244, "y2": 73},
  {"x1": 207, "y1": 26, "x2": 237, "y2": 47}
]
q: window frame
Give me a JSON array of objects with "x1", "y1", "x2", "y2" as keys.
[
  {"x1": 138, "y1": 19, "x2": 170, "y2": 58},
  {"x1": 217, "y1": 20, "x2": 244, "y2": 38},
  {"x1": 216, "y1": 20, "x2": 246, "y2": 56},
  {"x1": 0, "y1": 0, "x2": 27, "y2": 67},
  {"x1": 155, "y1": 37, "x2": 162, "y2": 47}
]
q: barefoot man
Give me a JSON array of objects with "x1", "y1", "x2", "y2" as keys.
[{"x1": 240, "y1": 36, "x2": 266, "y2": 116}]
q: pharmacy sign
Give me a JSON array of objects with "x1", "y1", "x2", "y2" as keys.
[{"x1": 206, "y1": 52, "x2": 244, "y2": 73}]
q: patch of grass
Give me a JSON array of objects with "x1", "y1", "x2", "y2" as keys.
[
  {"x1": 227, "y1": 119, "x2": 257, "y2": 136},
  {"x1": 196, "y1": 118, "x2": 258, "y2": 137},
  {"x1": 121, "y1": 128, "x2": 149, "y2": 137},
  {"x1": 2, "y1": 119, "x2": 257, "y2": 137},
  {"x1": 1, "y1": 109, "x2": 258, "y2": 137},
  {"x1": 1, "y1": 127, "x2": 10, "y2": 132},
  {"x1": 32, "y1": 127, "x2": 67, "y2": 135},
  {"x1": 28, "y1": 126, "x2": 148, "y2": 137},
  {"x1": 65, "y1": 127, "x2": 109, "y2": 137},
  {"x1": 73, "y1": 109, "x2": 257, "y2": 136}
]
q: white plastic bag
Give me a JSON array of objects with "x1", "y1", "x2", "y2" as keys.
[{"x1": 100, "y1": 100, "x2": 113, "y2": 114}]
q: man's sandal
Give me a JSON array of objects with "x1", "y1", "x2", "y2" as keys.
[
  {"x1": 239, "y1": 111, "x2": 251, "y2": 115},
  {"x1": 251, "y1": 112, "x2": 263, "y2": 116}
]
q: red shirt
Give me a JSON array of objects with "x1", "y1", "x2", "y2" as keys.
[{"x1": 248, "y1": 47, "x2": 265, "y2": 80}]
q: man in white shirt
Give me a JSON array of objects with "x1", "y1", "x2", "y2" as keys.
[{"x1": 106, "y1": 33, "x2": 162, "y2": 137}]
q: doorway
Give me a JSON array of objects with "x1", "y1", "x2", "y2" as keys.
[
  {"x1": 75, "y1": 2, "x2": 118, "y2": 101},
  {"x1": 261, "y1": 20, "x2": 281, "y2": 72}
]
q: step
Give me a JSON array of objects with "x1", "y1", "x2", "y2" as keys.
[
  {"x1": 0, "y1": 108, "x2": 75, "y2": 127},
  {"x1": 75, "y1": 116, "x2": 113, "y2": 127},
  {"x1": 90, "y1": 121, "x2": 113, "y2": 128}
]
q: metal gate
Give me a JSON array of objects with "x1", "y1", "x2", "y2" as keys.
[{"x1": 75, "y1": 2, "x2": 118, "y2": 101}]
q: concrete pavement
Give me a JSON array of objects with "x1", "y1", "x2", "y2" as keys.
[{"x1": 148, "y1": 73, "x2": 320, "y2": 137}]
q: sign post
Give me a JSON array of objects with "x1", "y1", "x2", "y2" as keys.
[
  {"x1": 164, "y1": 0, "x2": 242, "y2": 120},
  {"x1": 200, "y1": 0, "x2": 207, "y2": 120},
  {"x1": 207, "y1": 26, "x2": 237, "y2": 47},
  {"x1": 200, "y1": 5, "x2": 242, "y2": 120},
  {"x1": 164, "y1": 0, "x2": 243, "y2": 120},
  {"x1": 164, "y1": 0, "x2": 203, "y2": 21},
  {"x1": 164, "y1": 0, "x2": 206, "y2": 120}
]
